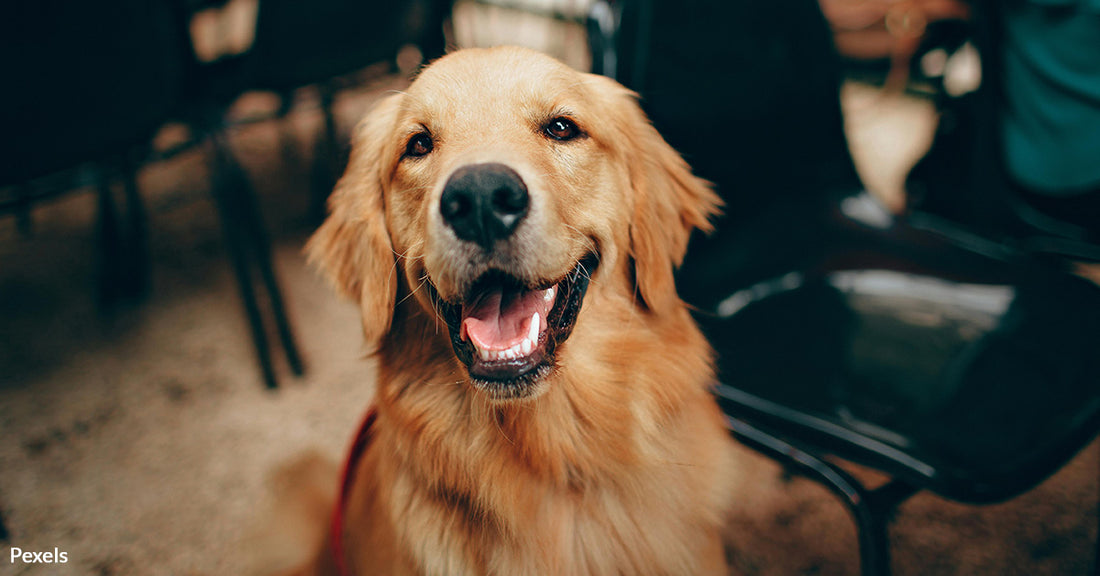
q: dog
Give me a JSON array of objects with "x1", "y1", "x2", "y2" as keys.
[{"x1": 300, "y1": 46, "x2": 738, "y2": 576}]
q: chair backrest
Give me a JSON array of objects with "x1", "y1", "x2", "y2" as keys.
[
  {"x1": 614, "y1": 0, "x2": 863, "y2": 204},
  {"x1": 1, "y1": 0, "x2": 188, "y2": 185},
  {"x1": 608, "y1": 0, "x2": 866, "y2": 306},
  {"x1": 247, "y1": 0, "x2": 449, "y2": 91}
]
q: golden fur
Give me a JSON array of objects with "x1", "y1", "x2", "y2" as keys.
[{"x1": 300, "y1": 46, "x2": 739, "y2": 576}]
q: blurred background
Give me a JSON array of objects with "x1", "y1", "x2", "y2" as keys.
[{"x1": 1, "y1": 0, "x2": 1097, "y2": 574}]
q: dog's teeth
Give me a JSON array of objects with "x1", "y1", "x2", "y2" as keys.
[
  {"x1": 528, "y1": 312, "x2": 540, "y2": 343},
  {"x1": 472, "y1": 313, "x2": 543, "y2": 365},
  {"x1": 543, "y1": 288, "x2": 555, "y2": 303}
]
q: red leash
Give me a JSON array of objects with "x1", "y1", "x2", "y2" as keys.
[{"x1": 330, "y1": 407, "x2": 378, "y2": 576}]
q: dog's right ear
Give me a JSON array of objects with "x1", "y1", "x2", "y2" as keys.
[
  {"x1": 307, "y1": 95, "x2": 402, "y2": 350},
  {"x1": 587, "y1": 74, "x2": 721, "y2": 316}
]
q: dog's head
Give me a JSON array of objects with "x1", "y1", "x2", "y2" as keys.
[{"x1": 308, "y1": 47, "x2": 719, "y2": 402}]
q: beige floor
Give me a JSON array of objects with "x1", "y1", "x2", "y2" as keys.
[{"x1": 2, "y1": 10, "x2": 1097, "y2": 576}]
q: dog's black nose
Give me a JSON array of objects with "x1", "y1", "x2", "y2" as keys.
[{"x1": 440, "y1": 163, "x2": 529, "y2": 249}]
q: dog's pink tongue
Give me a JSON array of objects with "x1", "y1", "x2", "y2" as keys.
[{"x1": 462, "y1": 286, "x2": 547, "y2": 351}]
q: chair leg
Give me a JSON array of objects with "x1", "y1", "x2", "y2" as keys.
[
  {"x1": 97, "y1": 170, "x2": 123, "y2": 306},
  {"x1": 726, "y1": 415, "x2": 916, "y2": 576},
  {"x1": 207, "y1": 131, "x2": 305, "y2": 388},
  {"x1": 208, "y1": 134, "x2": 279, "y2": 389},
  {"x1": 97, "y1": 159, "x2": 151, "y2": 306},
  {"x1": 275, "y1": 91, "x2": 301, "y2": 173},
  {"x1": 1093, "y1": 460, "x2": 1099, "y2": 576},
  {"x1": 864, "y1": 480, "x2": 920, "y2": 575},
  {"x1": 256, "y1": 249, "x2": 303, "y2": 376},
  {"x1": 232, "y1": 151, "x2": 305, "y2": 377},
  {"x1": 15, "y1": 184, "x2": 33, "y2": 237},
  {"x1": 120, "y1": 155, "x2": 150, "y2": 300},
  {"x1": 310, "y1": 84, "x2": 340, "y2": 223}
]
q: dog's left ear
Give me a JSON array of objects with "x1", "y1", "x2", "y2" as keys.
[
  {"x1": 594, "y1": 76, "x2": 722, "y2": 315},
  {"x1": 306, "y1": 95, "x2": 402, "y2": 350}
]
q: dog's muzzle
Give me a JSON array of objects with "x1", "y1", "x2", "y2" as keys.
[{"x1": 430, "y1": 163, "x2": 598, "y2": 400}]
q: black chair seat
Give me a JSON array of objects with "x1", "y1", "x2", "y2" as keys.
[{"x1": 702, "y1": 190, "x2": 1100, "y2": 505}]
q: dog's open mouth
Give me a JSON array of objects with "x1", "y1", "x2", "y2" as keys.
[{"x1": 433, "y1": 254, "x2": 598, "y2": 399}]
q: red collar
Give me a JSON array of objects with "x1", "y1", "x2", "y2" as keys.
[{"x1": 330, "y1": 407, "x2": 378, "y2": 576}]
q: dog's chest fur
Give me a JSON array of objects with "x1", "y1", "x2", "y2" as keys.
[
  {"x1": 363, "y1": 405, "x2": 728, "y2": 576},
  {"x1": 343, "y1": 308, "x2": 734, "y2": 576}
]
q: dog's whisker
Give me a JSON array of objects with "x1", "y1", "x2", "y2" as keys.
[
  {"x1": 429, "y1": 294, "x2": 448, "y2": 333},
  {"x1": 405, "y1": 271, "x2": 446, "y2": 328},
  {"x1": 395, "y1": 274, "x2": 429, "y2": 308},
  {"x1": 391, "y1": 250, "x2": 424, "y2": 262},
  {"x1": 577, "y1": 261, "x2": 593, "y2": 282},
  {"x1": 560, "y1": 224, "x2": 602, "y2": 269},
  {"x1": 423, "y1": 280, "x2": 459, "y2": 334}
]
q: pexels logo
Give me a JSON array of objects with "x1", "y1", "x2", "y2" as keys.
[{"x1": 10, "y1": 547, "x2": 69, "y2": 564}]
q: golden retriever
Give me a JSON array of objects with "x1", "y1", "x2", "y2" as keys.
[{"x1": 301, "y1": 46, "x2": 738, "y2": 576}]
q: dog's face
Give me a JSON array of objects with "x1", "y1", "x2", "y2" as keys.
[{"x1": 309, "y1": 47, "x2": 719, "y2": 402}]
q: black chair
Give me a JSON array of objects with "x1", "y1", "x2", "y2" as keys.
[
  {"x1": 0, "y1": 0, "x2": 303, "y2": 389},
  {"x1": 1, "y1": 0, "x2": 188, "y2": 303},
  {"x1": 0, "y1": 0, "x2": 190, "y2": 544},
  {"x1": 590, "y1": 1, "x2": 1100, "y2": 574}
]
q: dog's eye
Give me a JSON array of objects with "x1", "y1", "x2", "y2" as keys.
[
  {"x1": 405, "y1": 132, "x2": 434, "y2": 158},
  {"x1": 544, "y1": 117, "x2": 582, "y2": 141}
]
